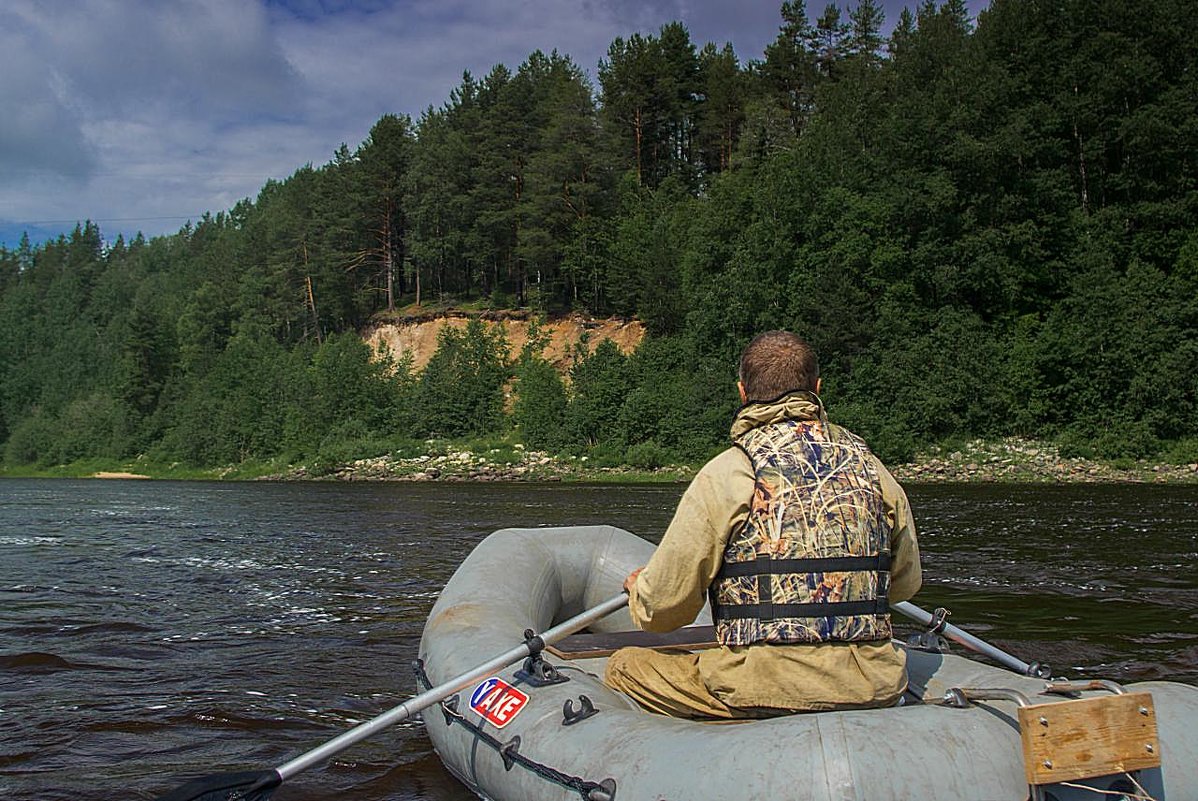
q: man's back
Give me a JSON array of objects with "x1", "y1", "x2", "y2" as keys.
[
  {"x1": 610, "y1": 393, "x2": 920, "y2": 715},
  {"x1": 605, "y1": 331, "x2": 922, "y2": 719}
]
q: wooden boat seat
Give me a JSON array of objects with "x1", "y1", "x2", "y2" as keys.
[
  {"x1": 547, "y1": 625, "x2": 718, "y2": 660},
  {"x1": 1019, "y1": 691, "x2": 1160, "y2": 787}
]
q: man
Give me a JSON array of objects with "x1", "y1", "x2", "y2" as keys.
[{"x1": 604, "y1": 330, "x2": 921, "y2": 719}]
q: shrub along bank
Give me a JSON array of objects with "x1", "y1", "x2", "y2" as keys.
[{"x1": 2, "y1": 300, "x2": 1196, "y2": 481}]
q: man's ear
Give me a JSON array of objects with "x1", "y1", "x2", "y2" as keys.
[
  {"x1": 815, "y1": 377, "x2": 822, "y2": 395},
  {"x1": 737, "y1": 381, "x2": 747, "y2": 404}
]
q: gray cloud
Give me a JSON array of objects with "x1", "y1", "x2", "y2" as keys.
[
  {"x1": 581, "y1": 0, "x2": 688, "y2": 30},
  {"x1": 0, "y1": 24, "x2": 97, "y2": 179},
  {"x1": 1, "y1": 0, "x2": 311, "y2": 241},
  {"x1": 274, "y1": 0, "x2": 632, "y2": 122},
  {"x1": 0, "y1": 0, "x2": 789, "y2": 246},
  {"x1": 13, "y1": 0, "x2": 304, "y2": 120},
  {"x1": 1, "y1": 0, "x2": 989, "y2": 247}
]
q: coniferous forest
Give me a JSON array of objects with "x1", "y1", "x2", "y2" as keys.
[{"x1": 1, "y1": 0, "x2": 1196, "y2": 474}]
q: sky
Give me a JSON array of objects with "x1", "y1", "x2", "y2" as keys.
[{"x1": 0, "y1": 0, "x2": 988, "y2": 250}]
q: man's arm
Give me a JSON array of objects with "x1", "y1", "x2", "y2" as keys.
[
  {"x1": 875, "y1": 458, "x2": 922, "y2": 603},
  {"x1": 628, "y1": 448, "x2": 752, "y2": 633}
]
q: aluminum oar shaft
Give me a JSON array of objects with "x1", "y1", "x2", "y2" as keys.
[
  {"x1": 276, "y1": 592, "x2": 630, "y2": 780},
  {"x1": 891, "y1": 600, "x2": 1047, "y2": 677}
]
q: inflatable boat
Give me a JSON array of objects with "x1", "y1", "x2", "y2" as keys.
[{"x1": 417, "y1": 526, "x2": 1198, "y2": 801}]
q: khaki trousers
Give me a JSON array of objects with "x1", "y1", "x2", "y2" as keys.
[{"x1": 604, "y1": 646, "x2": 784, "y2": 720}]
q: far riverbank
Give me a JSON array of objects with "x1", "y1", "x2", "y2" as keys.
[
  {"x1": 3, "y1": 437, "x2": 1196, "y2": 484},
  {"x1": 278, "y1": 437, "x2": 1198, "y2": 485}
]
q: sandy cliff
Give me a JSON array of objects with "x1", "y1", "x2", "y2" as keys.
[{"x1": 364, "y1": 312, "x2": 645, "y2": 373}]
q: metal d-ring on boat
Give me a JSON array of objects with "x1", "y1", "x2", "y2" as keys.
[
  {"x1": 943, "y1": 686, "x2": 1032, "y2": 708},
  {"x1": 418, "y1": 525, "x2": 1198, "y2": 801}
]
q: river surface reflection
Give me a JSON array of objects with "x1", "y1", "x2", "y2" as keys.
[{"x1": 1, "y1": 479, "x2": 1195, "y2": 800}]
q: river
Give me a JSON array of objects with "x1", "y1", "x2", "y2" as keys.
[{"x1": 1, "y1": 479, "x2": 1196, "y2": 800}]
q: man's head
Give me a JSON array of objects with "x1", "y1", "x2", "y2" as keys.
[{"x1": 737, "y1": 330, "x2": 820, "y2": 403}]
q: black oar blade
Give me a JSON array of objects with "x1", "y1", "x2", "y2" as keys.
[{"x1": 155, "y1": 769, "x2": 281, "y2": 801}]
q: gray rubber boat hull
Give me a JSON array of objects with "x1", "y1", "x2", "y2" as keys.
[{"x1": 418, "y1": 526, "x2": 1198, "y2": 801}]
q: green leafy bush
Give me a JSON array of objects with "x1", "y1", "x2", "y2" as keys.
[
  {"x1": 416, "y1": 319, "x2": 510, "y2": 437},
  {"x1": 618, "y1": 336, "x2": 735, "y2": 458},
  {"x1": 583, "y1": 441, "x2": 628, "y2": 468},
  {"x1": 564, "y1": 339, "x2": 631, "y2": 448},
  {"x1": 625, "y1": 440, "x2": 669, "y2": 469},
  {"x1": 833, "y1": 400, "x2": 918, "y2": 465},
  {"x1": 1065, "y1": 418, "x2": 1161, "y2": 462},
  {"x1": 513, "y1": 357, "x2": 567, "y2": 450},
  {"x1": 4, "y1": 412, "x2": 56, "y2": 466},
  {"x1": 1161, "y1": 438, "x2": 1198, "y2": 465}
]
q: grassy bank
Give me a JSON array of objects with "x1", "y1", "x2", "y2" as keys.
[{"x1": 4, "y1": 437, "x2": 1196, "y2": 484}]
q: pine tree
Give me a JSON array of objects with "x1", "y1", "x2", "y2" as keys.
[
  {"x1": 352, "y1": 114, "x2": 414, "y2": 312},
  {"x1": 846, "y1": 0, "x2": 885, "y2": 62},
  {"x1": 760, "y1": 1, "x2": 820, "y2": 139},
  {"x1": 697, "y1": 43, "x2": 745, "y2": 175}
]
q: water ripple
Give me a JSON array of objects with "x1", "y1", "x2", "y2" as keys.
[{"x1": 0, "y1": 479, "x2": 1194, "y2": 801}]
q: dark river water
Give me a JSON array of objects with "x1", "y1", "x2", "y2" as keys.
[{"x1": 1, "y1": 479, "x2": 1196, "y2": 801}]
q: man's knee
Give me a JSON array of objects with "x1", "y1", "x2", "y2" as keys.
[{"x1": 604, "y1": 646, "x2": 651, "y2": 687}]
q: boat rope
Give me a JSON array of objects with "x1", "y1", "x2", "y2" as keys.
[{"x1": 414, "y1": 659, "x2": 617, "y2": 801}]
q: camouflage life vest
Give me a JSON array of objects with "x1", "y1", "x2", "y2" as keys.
[{"x1": 711, "y1": 410, "x2": 893, "y2": 646}]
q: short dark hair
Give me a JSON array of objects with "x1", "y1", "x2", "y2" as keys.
[{"x1": 738, "y1": 331, "x2": 819, "y2": 401}]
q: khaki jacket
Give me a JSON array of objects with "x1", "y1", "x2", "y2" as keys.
[{"x1": 628, "y1": 393, "x2": 922, "y2": 711}]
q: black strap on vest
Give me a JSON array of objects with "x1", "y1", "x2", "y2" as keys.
[
  {"x1": 713, "y1": 552, "x2": 891, "y2": 623},
  {"x1": 717, "y1": 554, "x2": 891, "y2": 578},
  {"x1": 712, "y1": 598, "x2": 890, "y2": 621}
]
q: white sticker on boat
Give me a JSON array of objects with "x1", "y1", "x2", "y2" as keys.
[{"x1": 469, "y1": 676, "x2": 529, "y2": 728}]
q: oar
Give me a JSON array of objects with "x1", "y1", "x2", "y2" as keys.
[
  {"x1": 155, "y1": 592, "x2": 631, "y2": 801},
  {"x1": 891, "y1": 600, "x2": 1051, "y2": 679}
]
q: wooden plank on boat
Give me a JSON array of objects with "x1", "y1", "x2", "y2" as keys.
[
  {"x1": 547, "y1": 625, "x2": 719, "y2": 660},
  {"x1": 1018, "y1": 691, "x2": 1161, "y2": 785}
]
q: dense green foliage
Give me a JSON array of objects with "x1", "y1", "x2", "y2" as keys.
[
  {"x1": 2, "y1": 0, "x2": 1196, "y2": 470},
  {"x1": 417, "y1": 320, "x2": 510, "y2": 437}
]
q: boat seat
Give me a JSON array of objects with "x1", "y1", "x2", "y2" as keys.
[
  {"x1": 1018, "y1": 685, "x2": 1160, "y2": 792},
  {"x1": 547, "y1": 625, "x2": 718, "y2": 660},
  {"x1": 547, "y1": 629, "x2": 941, "y2": 692}
]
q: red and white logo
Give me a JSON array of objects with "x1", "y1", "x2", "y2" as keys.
[{"x1": 468, "y1": 677, "x2": 529, "y2": 729}]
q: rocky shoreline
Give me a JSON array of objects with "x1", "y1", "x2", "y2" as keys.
[
  {"x1": 276, "y1": 438, "x2": 1198, "y2": 484},
  {"x1": 888, "y1": 438, "x2": 1198, "y2": 484}
]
